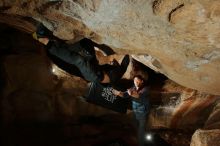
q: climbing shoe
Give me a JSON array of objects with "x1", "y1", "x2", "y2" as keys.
[{"x1": 32, "y1": 23, "x2": 52, "y2": 40}]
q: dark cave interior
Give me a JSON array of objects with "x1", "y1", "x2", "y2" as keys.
[{"x1": 0, "y1": 22, "x2": 190, "y2": 146}]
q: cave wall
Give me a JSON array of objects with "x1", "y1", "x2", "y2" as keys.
[{"x1": 149, "y1": 80, "x2": 220, "y2": 130}]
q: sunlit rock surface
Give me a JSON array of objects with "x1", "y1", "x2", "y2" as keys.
[{"x1": 0, "y1": 0, "x2": 220, "y2": 95}]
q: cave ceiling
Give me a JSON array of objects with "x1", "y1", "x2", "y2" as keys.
[{"x1": 0, "y1": 0, "x2": 220, "y2": 95}]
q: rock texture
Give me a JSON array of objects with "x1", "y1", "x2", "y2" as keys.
[
  {"x1": 204, "y1": 100, "x2": 220, "y2": 130},
  {"x1": 190, "y1": 129, "x2": 220, "y2": 146},
  {"x1": 149, "y1": 80, "x2": 219, "y2": 130},
  {"x1": 0, "y1": 0, "x2": 220, "y2": 95}
]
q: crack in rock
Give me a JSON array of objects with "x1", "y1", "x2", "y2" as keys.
[{"x1": 168, "y1": 3, "x2": 184, "y2": 22}]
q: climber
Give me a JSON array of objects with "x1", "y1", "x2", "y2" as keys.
[
  {"x1": 113, "y1": 75, "x2": 150, "y2": 146},
  {"x1": 33, "y1": 23, "x2": 130, "y2": 84}
]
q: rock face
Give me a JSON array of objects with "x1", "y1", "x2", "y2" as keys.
[
  {"x1": 190, "y1": 129, "x2": 220, "y2": 146},
  {"x1": 0, "y1": 0, "x2": 220, "y2": 95},
  {"x1": 204, "y1": 101, "x2": 220, "y2": 130},
  {"x1": 149, "y1": 80, "x2": 219, "y2": 130}
]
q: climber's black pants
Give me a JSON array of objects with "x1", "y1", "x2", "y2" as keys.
[
  {"x1": 46, "y1": 40, "x2": 103, "y2": 82},
  {"x1": 46, "y1": 40, "x2": 126, "y2": 84}
]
